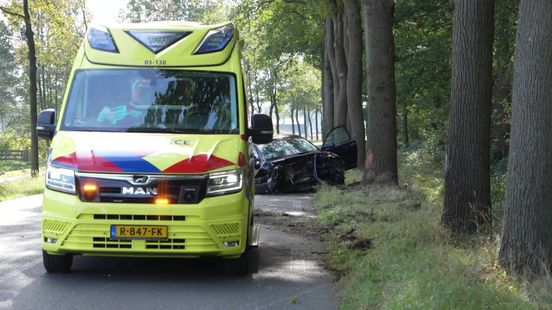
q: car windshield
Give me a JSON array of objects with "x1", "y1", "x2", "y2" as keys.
[
  {"x1": 61, "y1": 69, "x2": 239, "y2": 134},
  {"x1": 258, "y1": 137, "x2": 318, "y2": 160}
]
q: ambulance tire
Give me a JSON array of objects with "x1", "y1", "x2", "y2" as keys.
[
  {"x1": 43, "y1": 250, "x2": 73, "y2": 273},
  {"x1": 224, "y1": 247, "x2": 254, "y2": 276}
]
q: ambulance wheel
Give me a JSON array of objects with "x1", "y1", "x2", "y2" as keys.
[
  {"x1": 43, "y1": 250, "x2": 73, "y2": 273},
  {"x1": 224, "y1": 248, "x2": 252, "y2": 276}
]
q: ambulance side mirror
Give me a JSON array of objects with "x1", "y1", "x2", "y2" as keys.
[
  {"x1": 249, "y1": 114, "x2": 273, "y2": 144},
  {"x1": 37, "y1": 109, "x2": 56, "y2": 140}
]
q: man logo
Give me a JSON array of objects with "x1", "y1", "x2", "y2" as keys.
[
  {"x1": 122, "y1": 187, "x2": 157, "y2": 195},
  {"x1": 132, "y1": 176, "x2": 149, "y2": 184}
]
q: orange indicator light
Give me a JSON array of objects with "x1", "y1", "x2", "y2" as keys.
[
  {"x1": 155, "y1": 198, "x2": 169, "y2": 205},
  {"x1": 83, "y1": 184, "x2": 97, "y2": 192}
]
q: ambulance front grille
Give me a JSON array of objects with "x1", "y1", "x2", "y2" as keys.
[{"x1": 88, "y1": 214, "x2": 186, "y2": 221}]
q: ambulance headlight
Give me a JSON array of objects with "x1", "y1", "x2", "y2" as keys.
[
  {"x1": 206, "y1": 169, "x2": 242, "y2": 196},
  {"x1": 46, "y1": 165, "x2": 76, "y2": 194},
  {"x1": 194, "y1": 24, "x2": 234, "y2": 54},
  {"x1": 88, "y1": 25, "x2": 118, "y2": 53}
]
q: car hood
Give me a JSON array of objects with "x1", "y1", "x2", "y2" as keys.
[{"x1": 49, "y1": 131, "x2": 242, "y2": 174}]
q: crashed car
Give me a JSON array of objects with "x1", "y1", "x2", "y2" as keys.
[{"x1": 253, "y1": 126, "x2": 357, "y2": 194}]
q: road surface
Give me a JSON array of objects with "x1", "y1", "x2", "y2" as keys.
[{"x1": 0, "y1": 194, "x2": 336, "y2": 310}]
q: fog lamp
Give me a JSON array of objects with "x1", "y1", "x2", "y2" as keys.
[
  {"x1": 223, "y1": 241, "x2": 240, "y2": 247},
  {"x1": 44, "y1": 237, "x2": 58, "y2": 244}
]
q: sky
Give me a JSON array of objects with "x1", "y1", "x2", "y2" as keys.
[{"x1": 86, "y1": 0, "x2": 127, "y2": 24}]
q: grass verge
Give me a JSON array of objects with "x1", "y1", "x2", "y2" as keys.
[
  {"x1": 0, "y1": 175, "x2": 44, "y2": 202},
  {"x1": 314, "y1": 150, "x2": 551, "y2": 308}
]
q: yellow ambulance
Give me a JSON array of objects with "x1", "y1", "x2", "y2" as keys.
[{"x1": 36, "y1": 21, "x2": 273, "y2": 274}]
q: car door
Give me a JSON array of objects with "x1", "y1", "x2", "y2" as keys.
[{"x1": 321, "y1": 126, "x2": 357, "y2": 170}]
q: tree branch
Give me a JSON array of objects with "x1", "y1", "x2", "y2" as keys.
[{"x1": 0, "y1": 6, "x2": 24, "y2": 19}]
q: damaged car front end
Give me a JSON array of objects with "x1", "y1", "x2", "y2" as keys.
[{"x1": 254, "y1": 132, "x2": 356, "y2": 194}]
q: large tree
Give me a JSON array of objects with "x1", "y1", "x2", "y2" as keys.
[
  {"x1": 343, "y1": 0, "x2": 366, "y2": 167},
  {"x1": 442, "y1": 0, "x2": 495, "y2": 234},
  {"x1": 498, "y1": 0, "x2": 552, "y2": 277},
  {"x1": 363, "y1": 0, "x2": 398, "y2": 183}
]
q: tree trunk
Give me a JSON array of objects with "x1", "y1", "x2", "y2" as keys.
[
  {"x1": 315, "y1": 108, "x2": 319, "y2": 141},
  {"x1": 303, "y1": 105, "x2": 307, "y2": 139},
  {"x1": 37, "y1": 65, "x2": 43, "y2": 110},
  {"x1": 442, "y1": 0, "x2": 495, "y2": 234},
  {"x1": 333, "y1": 6, "x2": 348, "y2": 127},
  {"x1": 323, "y1": 16, "x2": 335, "y2": 136},
  {"x1": 344, "y1": 0, "x2": 366, "y2": 168},
  {"x1": 402, "y1": 102, "x2": 409, "y2": 146},
  {"x1": 246, "y1": 62, "x2": 254, "y2": 122},
  {"x1": 254, "y1": 72, "x2": 261, "y2": 113},
  {"x1": 499, "y1": 0, "x2": 552, "y2": 277},
  {"x1": 308, "y1": 108, "x2": 313, "y2": 140},
  {"x1": 363, "y1": 0, "x2": 398, "y2": 183},
  {"x1": 23, "y1": 0, "x2": 39, "y2": 176},
  {"x1": 295, "y1": 108, "x2": 301, "y2": 137},
  {"x1": 291, "y1": 107, "x2": 295, "y2": 135},
  {"x1": 274, "y1": 99, "x2": 280, "y2": 135}
]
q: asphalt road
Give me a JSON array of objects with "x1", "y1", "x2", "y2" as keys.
[{"x1": 0, "y1": 194, "x2": 336, "y2": 310}]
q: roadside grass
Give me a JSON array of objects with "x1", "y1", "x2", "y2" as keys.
[
  {"x1": 0, "y1": 175, "x2": 44, "y2": 202},
  {"x1": 313, "y1": 145, "x2": 552, "y2": 308},
  {"x1": 0, "y1": 161, "x2": 48, "y2": 179},
  {"x1": 0, "y1": 160, "x2": 30, "y2": 176}
]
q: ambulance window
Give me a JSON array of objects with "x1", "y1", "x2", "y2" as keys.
[{"x1": 60, "y1": 69, "x2": 240, "y2": 134}]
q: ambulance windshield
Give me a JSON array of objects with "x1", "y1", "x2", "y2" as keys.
[{"x1": 61, "y1": 69, "x2": 239, "y2": 134}]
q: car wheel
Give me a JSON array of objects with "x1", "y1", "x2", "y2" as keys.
[
  {"x1": 43, "y1": 250, "x2": 73, "y2": 273},
  {"x1": 335, "y1": 170, "x2": 345, "y2": 185}
]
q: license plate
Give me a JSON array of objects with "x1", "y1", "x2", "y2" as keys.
[{"x1": 110, "y1": 225, "x2": 168, "y2": 240}]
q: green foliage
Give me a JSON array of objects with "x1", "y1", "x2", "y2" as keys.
[
  {"x1": 0, "y1": 130, "x2": 49, "y2": 162},
  {"x1": 120, "y1": 0, "x2": 233, "y2": 24},
  {"x1": 234, "y1": 0, "x2": 324, "y2": 68},
  {"x1": 490, "y1": 157, "x2": 508, "y2": 224},
  {"x1": 0, "y1": 130, "x2": 32, "y2": 150},
  {"x1": 0, "y1": 20, "x2": 18, "y2": 120},
  {"x1": 394, "y1": 0, "x2": 453, "y2": 144},
  {"x1": 280, "y1": 60, "x2": 321, "y2": 114}
]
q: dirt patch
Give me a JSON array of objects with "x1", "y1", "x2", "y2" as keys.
[{"x1": 254, "y1": 209, "x2": 330, "y2": 240}]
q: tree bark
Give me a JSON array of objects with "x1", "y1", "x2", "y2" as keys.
[
  {"x1": 343, "y1": 0, "x2": 366, "y2": 168},
  {"x1": 363, "y1": 0, "x2": 398, "y2": 183},
  {"x1": 442, "y1": 0, "x2": 495, "y2": 234},
  {"x1": 402, "y1": 102, "x2": 409, "y2": 146},
  {"x1": 323, "y1": 16, "x2": 335, "y2": 136},
  {"x1": 333, "y1": 4, "x2": 348, "y2": 127},
  {"x1": 295, "y1": 108, "x2": 301, "y2": 137},
  {"x1": 23, "y1": 0, "x2": 39, "y2": 176},
  {"x1": 246, "y1": 62, "x2": 255, "y2": 122},
  {"x1": 315, "y1": 108, "x2": 319, "y2": 141},
  {"x1": 303, "y1": 105, "x2": 307, "y2": 139},
  {"x1": 499, "y1": 0, "x2": 552, "y2": 277},
  {"x1": 254, "y1": 72, "x2": 261, "y2": 113},
  {"x1": 274, "y1": 97, "x2": 280, "y2": 134},
  {"x1": 308, "y1": 109, "x2": 313, "y2": 140},
  {"x1": 291, "y1": 106, "x2": 295, "y2": 135}
]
